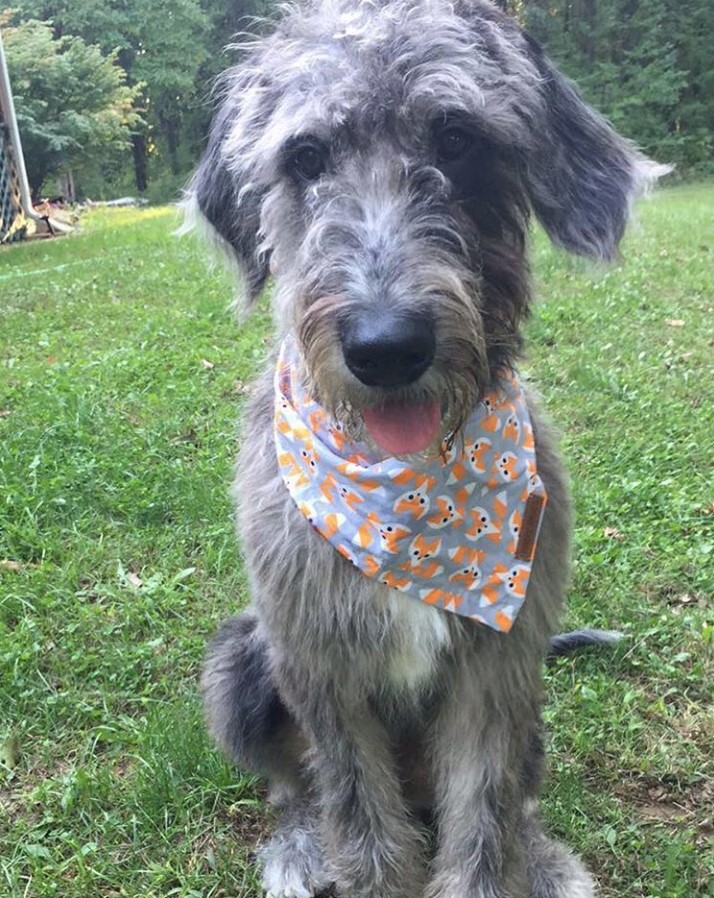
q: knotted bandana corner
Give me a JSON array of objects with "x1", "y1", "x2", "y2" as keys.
[{"x1": 273, "y1": 337, "x2": 547, "y2": 633}]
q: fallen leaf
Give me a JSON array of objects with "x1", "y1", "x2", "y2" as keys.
[
  {"x1": 0, "y1": 559, "x2": 23, "y2": 572},
  {"x1": 675, "y1": 593, "x2": 696, "y2": 606},
  {"x1": 603, "y1": 527, "x2": 625, "y2": 541},
  {"x1": 126, "y1": 571, "x2": 143, "y2": 588},
  {"x1": 638, "y1": 802, "x2": 687, "y2": 822},
  {"x1": 0, "y1": 409, "x2": 10, "y2": 418},
  {"x1": 201, "y1": 359, "x2": 215, "y2": 370},
  {"x1": 1, "y1": 734, "x2": 20, "y2": 770},
  {"x1": 46, "y1": 354, "x2": 59, "y2": 364},
  {"x1": 665, "y1": 319, "x2": 685, "y2": 328},
  {"x1": 172, "y1": 427, "x2": 198, "y2": 445},
  {"x1": 233, "y1": 380, "x2": 249, "y2": 395}
]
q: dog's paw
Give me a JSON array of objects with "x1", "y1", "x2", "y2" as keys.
[
  {"x1": 261, "y1": 857, "x2": 330, "y2": 898},
  {"x1": 258, "y1": 837, "x2": 332, "y2": 898}
]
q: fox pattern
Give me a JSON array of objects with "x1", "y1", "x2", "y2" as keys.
[{"x1": 274, "y1": 337, "x2": 547, "y2": 632}]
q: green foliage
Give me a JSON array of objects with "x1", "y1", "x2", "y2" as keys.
[
  {"x1": 518, "y1": 0, "x2": 713, "y2": 171},
  {"x1": 0, "y1": 188, "x2": 712, "y2": 897},
  {"x1": 5, "y1": 0, "x2": 713, "y2": 196},
  {"x1": 2, "y1": 19, "x2": 140, "y2": 197},
  {"x1": 8, "y1": 0, "x2": 211, "y2": 195}
]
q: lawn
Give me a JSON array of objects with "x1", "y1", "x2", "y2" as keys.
[{"x1": 0, "y1": 186, "x2": 712, "y2": 898}]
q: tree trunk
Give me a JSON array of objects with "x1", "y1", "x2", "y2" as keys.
[
  {"x1": 132, "y1": 133, "x2": 148, "y2": 193},
  {"x1": 164, "y1": 115, "x2": 181, "y2": 176}
]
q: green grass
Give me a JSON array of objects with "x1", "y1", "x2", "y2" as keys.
[{"x1": 0, "y1": 187, "x2": 712, "y2": 898}]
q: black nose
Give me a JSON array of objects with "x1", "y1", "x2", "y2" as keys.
[{"x1": 340, "y1": 313, "x2": 436, "y2": 387}]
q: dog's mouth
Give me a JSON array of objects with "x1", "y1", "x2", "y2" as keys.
[{"x1": 362, "y1": 399, "x2": 442, "y2": 455}]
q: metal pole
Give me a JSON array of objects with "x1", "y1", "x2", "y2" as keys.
[{"x1": 0, "y1": 27, "x2": 43, "y2": 223}]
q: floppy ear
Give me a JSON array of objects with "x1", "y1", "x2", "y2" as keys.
[
  {"x1": 189, "y1": 89, "x2": 269, "y2": 303},
  {"x1": 522, "y1": 34, "x2": 670, "y2": 261}
]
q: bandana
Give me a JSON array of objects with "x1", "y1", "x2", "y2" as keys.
[{"x1": 274, "y1": 338, "x2": 547, "y2": 632}]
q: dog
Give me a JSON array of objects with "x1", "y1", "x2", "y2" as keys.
[{"x1": 191, "y1": 1, "x2": 665, "y2": 895}]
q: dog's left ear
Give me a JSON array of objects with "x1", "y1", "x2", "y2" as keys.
[
  {"x1": 522, "y1": 33, "x2": 670, "y2": 261},
  {"x1": 187, "y1": 94, "x2": 269, "y2": 303}
]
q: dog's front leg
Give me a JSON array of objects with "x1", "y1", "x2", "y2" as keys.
[
  {"x1": 276, "y1": 663, "x2": 427, "y2": 898},
  {"x1": 426, "y1": 651, "x2": 534, "y2": 898}
]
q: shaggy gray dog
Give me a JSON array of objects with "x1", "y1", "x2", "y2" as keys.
[{"x1": 192, "y1": 1, "x2": 664, "y2": 895}]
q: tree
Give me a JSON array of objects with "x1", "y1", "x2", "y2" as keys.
[
  {"x1": 519, "y1": 0, "x2": 695, "y2": 167},
  {"x1": 4, "y1": 19, "x2": 140, "y2": 199},
  {"x1": 9, "y1": 0, "x2": 209, "y2": 191}
]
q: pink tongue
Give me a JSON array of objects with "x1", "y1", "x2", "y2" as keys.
[{"x1": 363, "y1": 400, "x2": 441, "y2": 455}]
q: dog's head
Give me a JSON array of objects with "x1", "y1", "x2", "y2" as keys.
[{"x1": 190, "y1": 0, "x2": 666, "y2": 455}]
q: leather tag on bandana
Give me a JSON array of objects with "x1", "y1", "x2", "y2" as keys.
[{"x1": 515, "y1": 492, "x2": 546, "y2": 562}]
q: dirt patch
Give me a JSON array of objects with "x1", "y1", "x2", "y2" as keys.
[{"x1": 613, "y1": 772, "x2": 713, "y2": 848}]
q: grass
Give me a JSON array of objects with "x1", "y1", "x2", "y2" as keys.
[{"x1": 0, "y1": 186, "x2": 712, "y2": 898}]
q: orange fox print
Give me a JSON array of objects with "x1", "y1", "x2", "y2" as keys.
[
  {"x1": 466, "y1": 437, "x2": 492, "y2": 474},
  {"x1": 314, "y1": 512, "x2": 347, "y2": 540},
  {"x1": 337, "y1": 483, "x2": 364, "y2": 512},
  {"x1": 448, "y1": 546, "x2": 486, "y2": 589},
  {"x1": 419, "y1": 587, "x2": 463, "y2": 611},
  {"x1": 299, "y1": 445, "x2": 320, "y2": 477},
  {"x1": 275, "y1": 337, "x2": 547, "y2": 630},
  {"x1": 465, "y1": 506, "x2": 501, "y2": 542},
  {"x1": 380, "y1": 570, "x2": 412, "y2": 591},
  {"x1": 440, "y1": 441, "x2": 468, "y2": 485},
  {"x1": 420, "y1": 587, "x2": 447, "y2": 606},
  {"x1": 368, "y1": 515, "x2": 412, "y2": 554},
  {"x1": 503, "y1": 411, "x2": 520, "y2": 443},
  {"x1": 401, "y1": 533, "x2": 443, "y2": 578},
  {"x1": 427, "y1": 495, "x2": 463, "y2": 529},
  {"x1": 520, "y1": 472, "x2": 542, "y2": 503},
  {"x1": 481, "y1": 409, "x2": 501, "y2": 433},
  {"x1": 508, "y1": 508, "x2": 522, "y2": 554},
  {"x1": 308, "y1": 408, "x2": 330, "y2": 435},
  {"x1": 278, "y1": 450, "x2": 310, "y2": 489},
  {"x1": 328, "y1": 424, "x2": 348, "y2": 453},
  {"x1": 318, "y1": 471, "x2": 337, "y2": 502},
  {"x1": 394, "y1": 483, "x2": 431, "y2": 521},
  {"x1": 481, "y1": 563, "x2": 530, "y2": 604},
  {"x1": 335, "y1": 460, "x2": 381, "y2": 493},
  {"x1": 298, "y1": 499, "x2": 319, "y2": 525},
  {"x1": 521, "y1": 424, "x2": 535, "y2": 452},
  {"x1": 493, "y1": 608, "x2": 515, "y2": 632},
  {"x1": 504, "y1": 565, "x2": 529, "y2": 598},
  {"x1": 492, "y1": 490, "x2": 508, "y2": 520},
  {"x1": 336, "y1": 542, "x2": 380, "y2": 577},
  {"x1": 520, "y1": 422, "x2": 535, "y2": 452},
  {"x1": 494, "y1": 451, "x2": 519, "y2": 482}
]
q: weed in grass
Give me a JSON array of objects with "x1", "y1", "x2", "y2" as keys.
[{"x1": 0, "y1": 191, "x2": 712, "y2": 897}]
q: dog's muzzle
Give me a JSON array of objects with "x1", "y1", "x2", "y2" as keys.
[{"x1": 340, "y1": 311, "x2": 435, "y2": 387}]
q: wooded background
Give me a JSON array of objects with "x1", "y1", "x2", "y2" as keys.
[{"x1": 3, "y1": 0, "x2": 712, "y2": 202}]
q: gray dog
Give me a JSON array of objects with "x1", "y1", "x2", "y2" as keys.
[{"x1": 191, "y1": 1, "x2": 664, "y2": 896}]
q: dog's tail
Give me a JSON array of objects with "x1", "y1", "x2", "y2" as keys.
[
  {"x1": 201, "y1": 612, "x2": 305, "y2": 783},
  {"x1": 548, "y1": 628, "x2": 623, "y2": 659}
]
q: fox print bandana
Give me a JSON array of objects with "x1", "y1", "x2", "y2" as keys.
[{"x1": 274, "y1": 338, "x2": 547, "y2": 633}]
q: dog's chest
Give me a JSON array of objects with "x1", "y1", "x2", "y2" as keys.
[{"x1": 380, "y1": 590, "x2": 452, "y2": 692}]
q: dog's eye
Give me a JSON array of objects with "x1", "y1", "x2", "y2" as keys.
[
  {"x1": 435, "y1": 126, "x2": 473, "y2": 163},
  {"x1": 289, "y1": 144, "x2": 327, "y2": 181}
]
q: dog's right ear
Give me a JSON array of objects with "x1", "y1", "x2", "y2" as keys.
[
  {"x1": 521, "y1": 32, "x2": 671, "y2": 262},
  {"x1": 189, "y1": 91, "x2": 269, "y2": 304}
]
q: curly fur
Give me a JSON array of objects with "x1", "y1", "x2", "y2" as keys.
[{"x1": 191, "y1": 2, "x2": 666, "y2": 895}]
